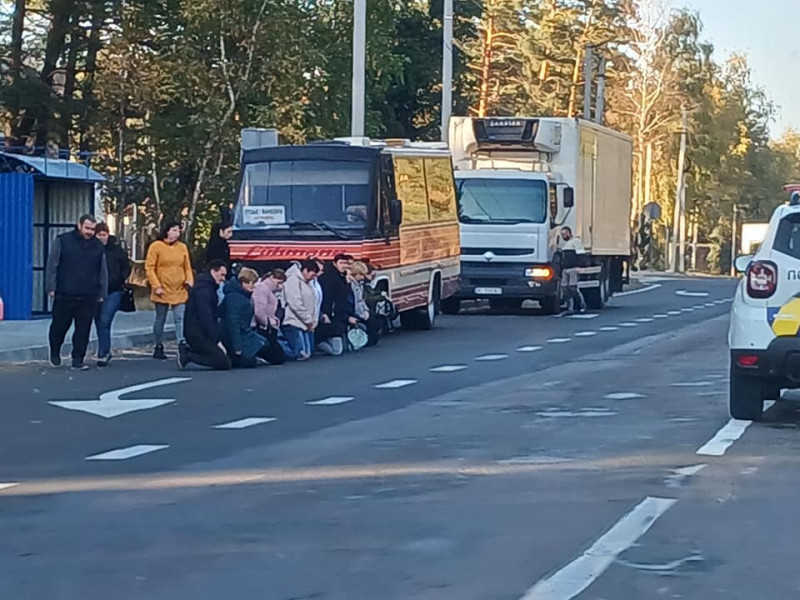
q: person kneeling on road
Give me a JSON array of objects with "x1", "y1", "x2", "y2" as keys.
[
  {"x1": 221, "y1": 267, "x2": 285, "y2": 368},
  {"x1": 281, "y1": 260, "x2": 319, "y2": 360},
  {"x1": 179, "y1": 260, "x2": 231, "y2": 370}
]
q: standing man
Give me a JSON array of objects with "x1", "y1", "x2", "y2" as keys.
[
  {"x1": 559, "y1": 226, "x2": 586, "y2": 314},
  {"x1": 46, "y1": 214, "x2": 108, "y2": 370},
  {"x1": 94, "y1": 222, "x2": 132, "y2": 366}
]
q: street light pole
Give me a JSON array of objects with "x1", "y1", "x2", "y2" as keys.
[
  {"x1": 351, "y1": 0, "x2": 367, "y2": 137},
  {"x1": 440, "y1": 0, "x2": 453, "y2": 142},
  {"x1": 670, "y1": 106, "x2": 688, "y2": 273}
]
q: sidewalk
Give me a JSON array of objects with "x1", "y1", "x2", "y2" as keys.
[{"x1": 0, "y1": 311, "x2": 174, "y2": 363}]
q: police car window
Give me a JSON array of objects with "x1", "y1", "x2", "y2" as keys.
[{"x1": 773, "y1": 213, "x2": 800, "y2": 260}]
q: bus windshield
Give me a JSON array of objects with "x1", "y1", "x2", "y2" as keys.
[
  {"x1": 456, "y1": 178, "x2": 548, "y2": 224},
  {"x1": 234, "y1": 160, "x2": 371, "y2": 234}
]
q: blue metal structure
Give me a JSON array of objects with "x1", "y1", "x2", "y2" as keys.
[{"x1": 0, "y1": 152, "x2": 105, "y2": 319}]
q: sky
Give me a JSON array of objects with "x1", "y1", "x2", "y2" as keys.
[{"x1": 679, "y1": 0, "x2": 800, "y2": 137}]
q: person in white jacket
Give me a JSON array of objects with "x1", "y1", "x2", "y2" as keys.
[{"x1": 281, "y1": 261, "x2": 320, "y2": 360}]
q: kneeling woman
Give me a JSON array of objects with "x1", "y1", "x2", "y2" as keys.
[{"x1": 221, "y1": 267, "x2": 285, "y2": 368}]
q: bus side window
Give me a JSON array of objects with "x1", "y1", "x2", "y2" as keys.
[{"x1": 380, "y1": 155, "x2": 398, "y2": 235}]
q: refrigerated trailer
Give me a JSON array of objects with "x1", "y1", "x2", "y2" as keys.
[{"x1": 444, "y1": 116, "x2": 633, "y2": 313}]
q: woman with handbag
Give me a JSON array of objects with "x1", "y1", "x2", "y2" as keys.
[
  {"x1": 252, "y1": 268, "x2": 288, "y2": 364},
  {"x1": 93, "y1": 222, "x2": 132, "y2": 366}
]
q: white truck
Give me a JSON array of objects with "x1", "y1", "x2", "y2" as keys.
[{"x1": 442, "y1": 116, "x2": 633, "y2": 314}]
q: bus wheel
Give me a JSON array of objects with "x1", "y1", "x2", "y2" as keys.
[{"x1": 401, "y1": 282, "x2": 439, "y2": 330}]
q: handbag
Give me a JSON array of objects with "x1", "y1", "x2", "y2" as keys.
[
  {"x1": 119, "y1": 285, "x2": 136, "y2": 313},
  {"x1": 347, "y1": 325, "x2": 369, "y2": 351}
]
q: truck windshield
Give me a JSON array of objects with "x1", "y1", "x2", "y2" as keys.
[
  {"x1": 456, "y1": 178, "x2": 548, "y2": 224},
  {"x1": 233, "y1": 160, "x2": 370, "y2": 234}
]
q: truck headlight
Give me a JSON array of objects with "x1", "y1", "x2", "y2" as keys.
[{"x1": 525, "y1": 266, "x2": 553, "y2": 280}]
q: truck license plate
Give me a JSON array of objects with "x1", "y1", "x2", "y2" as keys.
[{"x1": 475, "y1": 287, "x2": 502, "y2": 295}]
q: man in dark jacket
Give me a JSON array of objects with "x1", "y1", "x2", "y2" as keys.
[
  {"x1": 94, "y1": 222, "x2": 132, "y2": 366},
  {"x1": 46, "y1": 214, "x2": 108, "y2": 370},
  {"x1": 178, "y1": 260, "x2": 231, "y2": 370},
  {"x1": 315, "y1": 253, "x2": 356, "y2": 355}
]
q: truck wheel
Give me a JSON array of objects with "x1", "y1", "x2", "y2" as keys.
[
  {"x1": 540, "y1": 288, "x2": 561, "y2": 315},
  {"x1": 729, "y1": 368, "x2": 765, "y2": 421},
  {"x1": 441, "y1": 298, "x2": 461, "y2": 315},
  {"x1": 583, "y1": 285, "x2": 605, "y2": 310}
]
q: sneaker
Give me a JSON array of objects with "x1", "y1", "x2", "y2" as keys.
[
  {"x1": 49, "y1": 350, "x2": 62, "y2": 367},
  {"x1": 153, "y1": 344, "x2": 167, "y2": 360},
  {"x1": 71, "y1": 360, "x2": 90, "y2": 371},
  {"x1": 97, "y1": 355, "x2": 111, "y2": 368},
  {"x1": 177, "y1": 343, "x2": 189, "y2": 370}
]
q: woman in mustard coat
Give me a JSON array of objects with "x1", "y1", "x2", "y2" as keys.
[{"x1": 145, "y1": 220, "x2": 194, "y2": 359}]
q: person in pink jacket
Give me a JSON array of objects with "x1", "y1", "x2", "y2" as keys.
[{"x1": 253, "y1": 269, "x2": 287, "y2": 330}]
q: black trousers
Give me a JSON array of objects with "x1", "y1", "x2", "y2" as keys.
[
  {"x1": 49, "y1": 295, "x2": 98, "y2": 362},
  {"x1": 184, "y1": 332, "x2": 231, "y2": 370},
  {"x1": 232, "y1": 335, "x2": 287, "y2": 369}
]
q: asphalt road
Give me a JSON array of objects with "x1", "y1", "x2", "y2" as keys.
[{"x1": 2, "y1": 274, "x2": 795, "y2": 599}]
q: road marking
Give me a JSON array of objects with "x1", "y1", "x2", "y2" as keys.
[
  {"x1": 518, "y1": 346, "x2": 543, "y2": 353},
  {"x1": 672, "y1": 381, "x2": 713, "y2": 387},
  {"x1": 635, "y1": 317, "x2": 654, "y2": 323},
  {"x1": 667, "y1": 310, "x2": 681, "y2": 316},
  {"x1": 50, "y1": 377, "x2": 190, "y2": 419},
  {"x1": 475, "y1": 354, "x2": 510, "y2": 361},
  {"x1": 86, "y1": 445, "x2": 169, "y2": 461},
  {"x1": 653, "y1": 313, "x2": 668, "y2": 319},
  {"x1": 604, "y1": 392, "x2": 645, "y2": 400},
  {"x1": 214, "y1": 417, "x2": 276, "y2": 429},
  {"x1": 547, "y1": 338, "x2": 572, "y2": 344},
  {"x1": 0, "y1": 483, "x2": 19, "y2": 492},
  {"x1": 705, "y1": 302, "x2": 716, "y2": 307},
  {"x1": 681, "y1": 307, "x2": 695, "y2": 312},
  {"x1": 665, "y1": 464, "x2": 707, "y2": 488},
  {"x1": 430, "y1": 365, "x2": 468, "y2": 373},
  {"x1": 599, "y1": 326, "x2": 619, "y2": 332},
  {"x1": 520, "y1": 496, "x2": 677, "y2": 600},
  {"x1": 306, "y1": 396, "x2": 354, "y2": 406},
  {"x1": 537, "y1": 409, "x2": 616, "y2": 418},
  {"x1": 693, "y1": 304, "x2": 706, "y2": 310},
  {"x1": 615, "y1": 284, "x2": 662, "y2": 297},
  {"x1": 619, "y1": 322, "x2": 638, "y2": 327},
  {"x1": 696, "y1": 420, "x2": 752, "y2": 456},
  {"x1": 568, "y1": 313, "x2": 599, "y2": 320},
  {"x1": 574, "y1": 331, "x2": 598, "y2": 337},
  {"x1": 676, "y1": 290, "x2": 709, "y2": 297},
  {"x1": 374, "y1": 379, "x2": 418, "y2": 389}
]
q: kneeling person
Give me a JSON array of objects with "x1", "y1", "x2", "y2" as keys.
[{"x1": 179, "y1": 260, "x2": 231, "y2": 370}]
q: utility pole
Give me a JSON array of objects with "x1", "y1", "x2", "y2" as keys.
[
  {"x1": 731, "y1": 204, "x2": 739, "y2": 276},
  {"x1": 583, "y1": 45, "x2": 594, "y2": 120},
  {"x1": 440, "y1": 0, "x2": 453, "y2": 142},
  {"x1": 595, "y1": 56, "x2": 607, "y2": 125},
  {"x1": 351, "y1": 0, "x2": 367, "y2": 137},
  {"x1": 671, "y1": 106, "x2": 688, "y2": 273}
]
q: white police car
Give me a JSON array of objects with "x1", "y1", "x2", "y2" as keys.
[{"x1": 729, "y1": 189, "x2": 800, "y2": 419}]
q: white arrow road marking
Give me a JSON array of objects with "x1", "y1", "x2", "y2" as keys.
[
  {"x1": 374, "y1": 379, "x2": 418, "y2": 389},
  {"x1": 676, "y1": 290, "x2": 709, "y2": 297},
  {"x1": 306, "y1": 396, "x2": 354, "y2": 406},
  {"x1": 86, "y1": 445, "x2": 168, "y2": 461},
  {"x1": 475, "y1": 354, "x2": 510, "y2": 361},
  {"x1": 615, "y1": 283, "x2": 662, "y2": 297},
  {"x1": 665, "y1": 464, "x2": 707, "y2": 488},
  {"x1": 520, "y1": 496, "x2": 677, "y2": 600},
  {"x1": 430, "y1": 365, "x2": 468, "y2": 373},
  {"x1": 0, "y1": 483, "x2": 19, "y2": 492},
  {"x1": 214, "y1": 417, "x2": 276, "y2": 429},
  {"x1": 517, "y1": 346, "x2": 543, "y2": 353},
  {"x1": 604, "y1": 392, "x2": 645, "y2": 400},
  {"x1": 50, "y1": 377, "x2": 190, "y2": 418}
]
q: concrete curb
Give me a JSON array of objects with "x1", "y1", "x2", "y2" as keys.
[{"x1": 0, "y1": 327, "x2": 175, "y2": 364}]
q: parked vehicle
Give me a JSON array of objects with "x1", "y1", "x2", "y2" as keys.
[
  {"x1": 443, "y1": 117, "x2": 632, "y2": 314},
  {"x1": 229, "y1": 138, "x2": 460, "y2": 330}
]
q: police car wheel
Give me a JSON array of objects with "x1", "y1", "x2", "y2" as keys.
[{"x1": 729, "y1": 368, "x2": 765, "y2": 421}]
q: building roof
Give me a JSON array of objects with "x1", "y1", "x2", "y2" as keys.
[{"x1": 0, "y1": 152, "x2": 105, "y2": 182}]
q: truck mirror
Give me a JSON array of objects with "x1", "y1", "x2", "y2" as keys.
[
  {"x1": 390, "y1": 199, "x2": 403, "y2": 227},
  {"x1": 563, "y1": 187, "x2": 575, "y2": 208}
]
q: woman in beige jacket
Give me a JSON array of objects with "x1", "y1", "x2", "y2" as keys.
[{"x1": 281, "y1": 261, "x2": 320, "y2": 360}]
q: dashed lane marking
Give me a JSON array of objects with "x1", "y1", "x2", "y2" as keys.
[
  {"x1": 518, "y1": 346, "x2": 544, "y2": 353},
  {"x1": 667, "y1": 310, "x2": 682, "y2": 316},
  {"x1": 520, "y1": 496, "x2": 677, "y2": 600},
  {"x1": 604, "y1": 392, "x2": 645, "y2": 400},
  {"x1": 306, "y1": 396, "x2": 354, "y2": 406},
  {"x1": 653, "y1": 314, "x2": 668, "y2": 319},
  {"x1": 615, "y1": 284, "x2": 662, "y2": 297},
  {"x1": 696, "y1": 420, "x2": 751, "y2": 456},
  {"x1": 599, "y1": 326, "x2": 619, "y2": 332},
  {"x1": 635, "y1": 318, "x2": 654, "y2": 323},
  {"x1": 86, "y1": 445, "x2": 169, "y2": 461},
  {"x1": 676, "y1": 290, "x2": 710, "y2": 297},
  {"x1": 574, "y1": 331, "x2": 598, "y2": 338},
  {"x1": 547, "y1": 338, "x2": 572, "y2": 344},
  {"x1": 374, "y1": 379, "x2": 418, "y2": 389},
  {"x1": 619, "y1": 322, "x2": 638, "y2": 327},
  {"x1": 430, "y1": 365, "x2": 468, "y2": 373},
  {"x1": 567, "y1": 313, "x2": 599, "y2": 320},
  {"x1": 214, "y1": 417, "x2": 276, "y2": 429},
  {"x1": 671, "y1": 381, "x2": 713, "y2": 387},
  {"x1": 0, "y1": 483, "x2": 19, "y2": 492},
  {"x1": 475, "y1": 354, "x2": 510, "y2": 361},
  {"x1": 665, "y1": 464, "x2": 707, "y2": 488}
]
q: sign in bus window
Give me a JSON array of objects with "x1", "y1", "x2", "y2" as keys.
[
  {"x1": 424, "y1": 157, "x2": 456, "y2": 221},
  {"x1": 394, "y1": 157, "x2": 430, "y2": 223}
]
